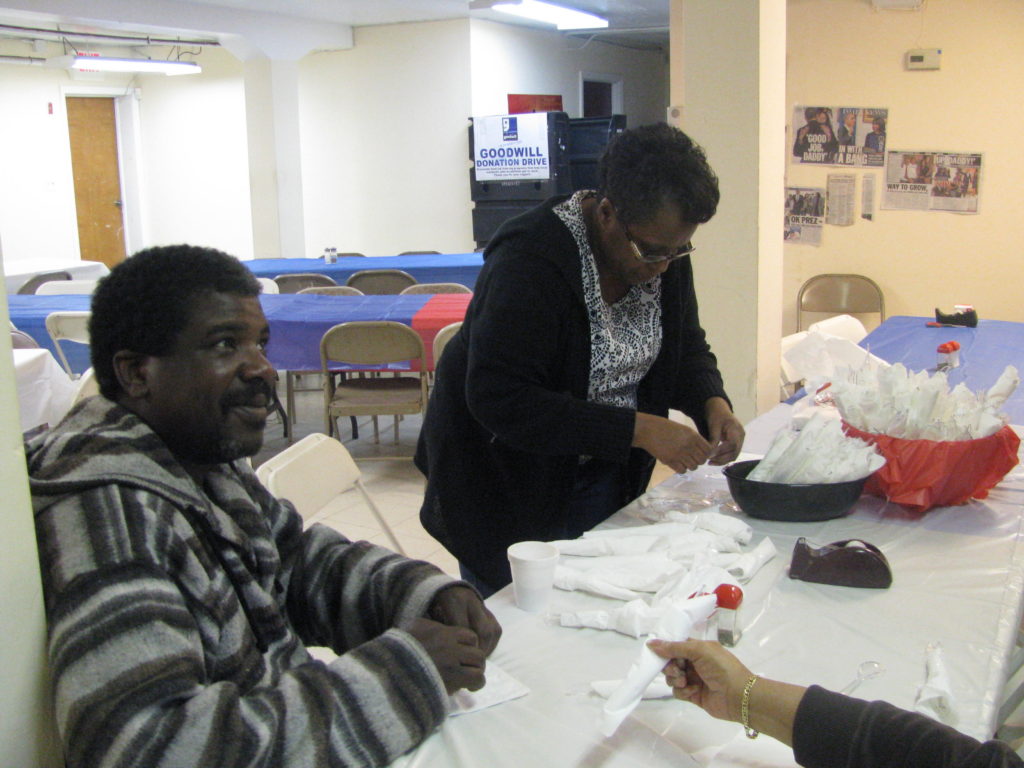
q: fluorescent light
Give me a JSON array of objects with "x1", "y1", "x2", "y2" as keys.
[
  {"x1": 491, "y1": 0, "x2": 608, "y2": 31},
  {"x1": 45, "y1": 54, "x2": 201, "y2": 76}
]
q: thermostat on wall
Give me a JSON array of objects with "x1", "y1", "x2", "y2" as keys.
[{"x1": 905, "y1": 48, "x2": 941, "y2": 70}]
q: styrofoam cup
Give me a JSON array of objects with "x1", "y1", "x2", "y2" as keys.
[{"x1": 507, "y1": 541, "x2": 560, "y2": 612}]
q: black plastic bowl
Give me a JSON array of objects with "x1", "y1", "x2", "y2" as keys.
[{"x1": 722, "y1": 460, "x2": 869, "y2": 522}]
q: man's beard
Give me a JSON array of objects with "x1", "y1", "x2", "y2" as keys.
[{"x1": 193, "y1": 379, "x2": 272, "y2": 464}]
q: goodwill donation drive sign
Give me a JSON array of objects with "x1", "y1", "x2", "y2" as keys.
[{"x1": 473, "y1": 113, "x2": 550, "y2": 181}]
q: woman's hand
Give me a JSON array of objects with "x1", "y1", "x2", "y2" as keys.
[
  {"x1": 704, "y1": 398, "x2": 744, "y2": 465},
  {"x1": 648, "y1": 638, "x2": 804, "y2": 747},
  {"x1": 647, "y1": 638, "x2": 749, "y2": 721},
  {"x1": 632, "y1": 413, "x2": 711, "y2": 473}
]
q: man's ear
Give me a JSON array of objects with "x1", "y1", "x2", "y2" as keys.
[{"x1": 113, "y1": 350, "x2": 151, "y2": 399}]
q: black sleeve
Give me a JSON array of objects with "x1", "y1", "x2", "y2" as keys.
[
  {"x1": 464, "y1": 244, "x2": 635, "y2": 462},
  {"x1": 793, "y1": 686, "x2": 1023, "y2": 768}
]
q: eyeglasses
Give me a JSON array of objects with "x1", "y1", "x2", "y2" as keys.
[{"x1": 620, "y1": 219, "x2": 697, "y2": 263}]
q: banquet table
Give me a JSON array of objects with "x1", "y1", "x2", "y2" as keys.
[
  {"x1": 13, "y1": 348, "x2": 77, "y2": 432},
  {"x1": 242, "y1": 253, "x2": 484, "y2": 289},
  {"x1": 4, "y1": 259, "x2": 109, "y2": 294},
  {"x1": 394, "y1": 406, "x2": 1024, "y2": 767},
  {"x1": 6, "y1": 293, "x2": 470, "y2": 376},
  {"x1": 861, "y1": 315, "x2": 1024, "y2": 424}
]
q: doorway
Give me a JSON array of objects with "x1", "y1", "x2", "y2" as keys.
[
  {"x1": 580, "y1": 72, "x2": 624, "y2": 118},
  {"x1": 583, "y1": 81, "x2": 612, "y2": 117},
  {"x1": 65, "y1": 96, "x2": 127, "y2": 268}
]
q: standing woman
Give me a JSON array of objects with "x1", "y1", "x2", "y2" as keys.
[{"x1": 416, "y1": 123, "x2": 745, "y2": 596}]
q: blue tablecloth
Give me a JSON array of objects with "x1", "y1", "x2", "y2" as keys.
[
  {"x1": 7, "y1": 293, "x2": 469, "y2": 375},
  {"x1": 243, "y1": 253, "x2": 484, "y2": 289},
  {"x1": 7, "y1": 294, "x2": 92, "y2": 373},
  {"x1": 862, "y1": 315, "x2": 1024, "y2": 424},
  {"x1": 262, "y1": 293, "x2": 427, "y2": 371}
]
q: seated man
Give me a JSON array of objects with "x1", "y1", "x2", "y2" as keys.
[{"x1": 28, "y1": 244, "x2": 501, "y2": 768}]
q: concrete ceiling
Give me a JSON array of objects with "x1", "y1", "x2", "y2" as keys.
[
  {"x1": 178, "y1": 0, "x2": 670, "y2": 32},
  {"x1": 0, "y1": 0, "x2": 670, "y2": 52}
]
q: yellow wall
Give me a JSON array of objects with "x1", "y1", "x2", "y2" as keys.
[{"x1": 785, "y1": 0, "x2": 1024, "y2": 331}]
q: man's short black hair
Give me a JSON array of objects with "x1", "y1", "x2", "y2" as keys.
[
  {"x1": 90, "y1": 244, "x2": 261, "y2": 399},
  {"x1": 599, "y1": 122, "x2": 720, "y2": 228}
]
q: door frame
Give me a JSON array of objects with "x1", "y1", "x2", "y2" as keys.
[{"x1": 61, "y1": 85, "x2": 145, "y2": 259}]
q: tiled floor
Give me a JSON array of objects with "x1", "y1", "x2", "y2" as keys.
[
  {"x1": 253, "y1": 384, "x2": 460, "y2": 577},
  {"x1": 254, "y1": 382, "x2": 681, "y2": 579}
]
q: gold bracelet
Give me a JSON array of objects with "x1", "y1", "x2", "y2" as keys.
[{"x1": 741, "y1": 674, "x2": 759, "y2": 739}]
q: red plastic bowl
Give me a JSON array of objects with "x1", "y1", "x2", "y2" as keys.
[{"x1": 841, "y1": 423, "x2": 1020, "y2": 512}]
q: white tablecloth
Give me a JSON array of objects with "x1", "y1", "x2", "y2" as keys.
[
  {"x1": 13, "y1": 348, "x2": 77, "y2": 431},
  {"x1": 395, "y1": 404, "x2": 1024, "y2": 767},
  {"x1": 5, "y1": 260, "x2": 109, "y2": 294}
]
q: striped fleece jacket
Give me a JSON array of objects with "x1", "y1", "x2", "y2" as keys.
[{"x1": 28, "y1": 396, "x2": 455, "y2": 768}]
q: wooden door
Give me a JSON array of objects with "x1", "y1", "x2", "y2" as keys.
[{"x1": 66, "y1": 96, "x2": 127, "y2": 268}]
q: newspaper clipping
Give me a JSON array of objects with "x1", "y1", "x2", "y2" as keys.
[
  {"x1": 826, "y1": 174, "x2": 856, "y2": 226},
  {"x1": 785, "y1": 186, "x2": 825, "y2": 245},
  {"x1": 861, "y1": 175, "x2": 876, "y2": 221},
  {"x1": 791, "y1": 106, "x2": 888, "y2": 168},
  {"x1": 882, "y1": 150, "x2": 982, "y2": 213}
]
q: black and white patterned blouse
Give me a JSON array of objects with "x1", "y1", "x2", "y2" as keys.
[{"x1": 554, "y1": 191, "x2": 662, "y2": 410}]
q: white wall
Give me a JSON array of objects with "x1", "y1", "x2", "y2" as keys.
[
  {"x1": 470, "y1": 19, "x2": 668, "y2": 126},
  {"x1": 299, "y1": 19, "x2": 475, "y2": 255},
  {"x1": 0, "y1": 43, "x2": 82, "y2": 269},
  {"x1": 0, "y1": 41, "x2": 253, "y2": 269},
  {"x1": 1, "y1": 18, "x2": 669, "y2": 272},
  {"x1": 785, "y1": 0, "x2": 1024, "y2": 330},
  {"x1": 137, "y1": 46, "x2": 253, "y2": 257}
]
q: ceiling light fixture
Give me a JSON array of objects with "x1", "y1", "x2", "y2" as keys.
[
  {"x1": 489, "y1": 0, "x2": 608, "y2": 31},
  {"x1": 45, "y1": 54, "x2": 201, "y2": 76}
]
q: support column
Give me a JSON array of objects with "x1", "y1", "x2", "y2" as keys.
[
  {"x1": 242, "y1": 58, "x2": 305, "y2": 259},
  {"x1": 670, "y1": 0, "x2": 787, "y2": 421},
  {"x1": 220, "y1": 22, "x2": 353, "y2": 260}
]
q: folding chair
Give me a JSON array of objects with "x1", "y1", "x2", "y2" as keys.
[
  {"x1": 11, "y1": 328, "x2": 40, "y2": 349},
  {"x1": 432, "y1": 321, "x2": 463, "y2": 368},
  {"x1": 257, "y1": 277, "x2": 280, "y2": 294},
  {"x1": 274, "y1": 273, "x2": 337, "y2": 293},
  {"x1": 35, "y1": 279, "x2": 99, "y2": 295},
  {"x1": 320, "y1": 321, "x2": 428, "y2": 446},
  {"x1": 256, "y1": 433, "x2": 405, "y2": 554},
  {"x1": 399, "y1": 283, "x2": 472, "y2": 295},
  {"x1": 797, "y1": 274, "x2": 885, "y2": 332},
  {"x1": 345, "y1": 269, "x2": 417, "y2": 295},
  {"x1": 297, "y1": 286, "x2": 365, "y2": 296},
  {"x1": 428, "y1": 320, "x2": 463, "y2": 389},
  {"x1": 45, "y1": 311, "x2": 91, "y2": 377},
  {"x1": 17, "y1": 270, "x2": 72, "y2": 295}
]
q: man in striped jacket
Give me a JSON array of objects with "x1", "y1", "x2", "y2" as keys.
[{"x1": 28, "y1": 244, "x2": 500, "y2": 767}]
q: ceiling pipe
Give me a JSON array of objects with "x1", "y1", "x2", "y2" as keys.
[
  {"x1": 0, "y1": 22, "x2": 218, "y2": 48},
  {"x1": 0, "y1": 53, "x2": 43, "y2": 65}
]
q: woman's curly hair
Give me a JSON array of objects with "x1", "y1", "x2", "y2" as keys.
[{"x1": 599, "y1": 122, "x2": 719, "y2": 228}]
